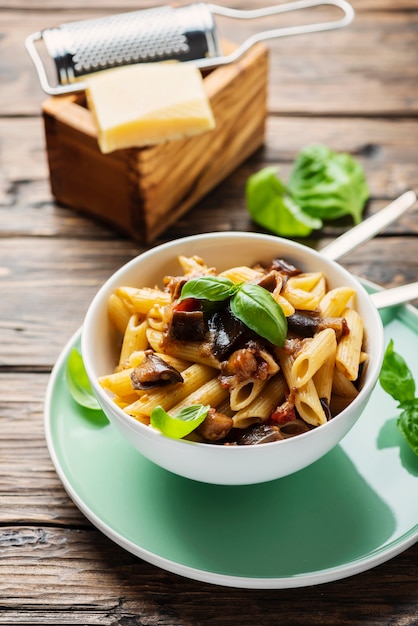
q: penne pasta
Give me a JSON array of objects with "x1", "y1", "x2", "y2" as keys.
[
  {"x1": 113, "y1": 394, "x2": 142, "y2": 410},
  {"x1": 332, "y1": 368, "x2": 360, "y2": 399},
  {"x1": 215, "y1": 398, "x2": 235, "y2": 418},
  {"x1": 99, "y1": 253, "x2": 368, "y2": 445},
  {"x1": 178, "y1": 255, "x2": 213, "y2": 276},
  {"x1": 359, "y1": 351, "x2": 369, "y2": 364},
  {"x1": 99, "y1": 367, "x2": 140, "y2": 399},
  {"x1": 319, "y1": 286, "x2": 356, "y2": 318},
  {"x1": 118, "y1": 314, "x2": 149, "y2": 366},
  {"x1": 229, "y1": 378, "x2": 268, "y2": 412},
  {"x1": 146, "y1": 328, "x2": 220, "y2": 368},
  {"x1": 219, "y1": 265, "x2": 264, "y2": 283},
  {"x1": 286, "y1": 272, "x2": 324, "y2": 292},
  {"x1": 146, "y1": 305, "x2": 165, "y2": 330},
  {"x1": 310, "y1": 275, "x2": 327, "y2": 300},
  {"x1": 281, "y1": 284, "x2": 320, "y2": 311},
  {"x1": 281, "y1": 272, "x2": 324, "y2": 312},
  {"x1": 169, "y1": 377, "x2": 229, "y2": 416},
  {"x1": 313, "y1": 346, "x2": 336, "y2": 404},
  {"x1": 276, "y1": 348, "x2": 326, "y2": 426},
  {"x1": 273, "y1": 293, "x2": 295, "y2": 317},
  {"x1": 233, "y1": 373, "x2": 288, "y2": 429},
  {"x1": 117, "y1": 286, "x2": 171, "y2": 315},
  {"x1": 294, "y1": 380, "x2": 327, "y2": 427},
  {"x1": 291, "y1": 328, "x2": 337, "y2": 388},
  {"x1": 125, "y1": 350, "x2": 147, "y2": 368},
  {"x1": 107, "y1": 293, "x2": 133, "y2": 334},
  {"x1": 336, "y1": 307, "x2": 363, "y2": 380}
]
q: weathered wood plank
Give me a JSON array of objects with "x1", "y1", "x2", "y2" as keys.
[
  {"x1": 0, "y1": 238, "x2": 141, "y2": 367},
  {"x1": 266, "y1": 8, "x2": 418, "y2": 116},
  {"x1": 0, "y1": 492, "x2": 87, "y2": 526},
  {"x1": 0, "y1": 371, "x2": 92, "y2": 525},
  {"x1": 1, "y1": 173, "x2": 417, "y2": 243},
  {"x1": 0, "y1": 524, "x2": 417, "y2": 625}
]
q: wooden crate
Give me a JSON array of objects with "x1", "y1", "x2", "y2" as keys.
[{"x1": 42, "y1": 43, "x2": 268, "y2": 243}]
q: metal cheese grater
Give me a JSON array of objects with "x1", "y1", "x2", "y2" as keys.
[{"x1": 26, "y1": 0, "x2": 354, "y2": 96}]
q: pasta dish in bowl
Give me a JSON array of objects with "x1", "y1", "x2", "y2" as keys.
[{"x1": 81, "y1": 232, "x2": 384, "y2": 485}]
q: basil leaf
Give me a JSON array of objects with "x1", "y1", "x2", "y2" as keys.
[
  {"x1": 281, "y1": 194, "x2": 323, "y2": 235},
  {"x1": 379, "y1": 339, "x2": 415, "y2": 404},
  {"x1": 66, "y1": 348, "x2": 101, "y2": 410},
  {"x1": 379, "y1": 340, "x2": 418, "y2": 456},
  {"x1": 180, "y1": 276, "x2": 237, "y2": 302},
  {"x1": 230, "y1": 283, "x2": 287, "y2": 346},
  {"x1": 150, "y1": 404, "x2": 209, "y2": 439},
  {"x1": 397, "y1": 399, "x2": 418, "y2": 455},
  {"x1": 288, "y1": 144, "x2": 369, "y2": 225},
  {"x1": 246, "y1": 166, "x2": 321, "y2": 237}
]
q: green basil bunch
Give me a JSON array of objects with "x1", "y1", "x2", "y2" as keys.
[{"x1": 246, "y1": 144, "x2": 369, "y2": 238}]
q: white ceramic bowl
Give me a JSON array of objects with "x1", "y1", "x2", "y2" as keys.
[{"x1": 81, "y1": 232, "x2": 384, "y2": 485}]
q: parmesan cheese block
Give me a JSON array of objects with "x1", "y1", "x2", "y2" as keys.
[{"x1": 86, "y1": 62, "x2": 216, "y2": 154}]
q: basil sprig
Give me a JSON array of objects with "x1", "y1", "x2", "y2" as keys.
[
  {"x1": 246, "y1": 144, "x2": 369, "y2": 238},
  {"x1": 180, "y1": 276, "x2": 287, "y2": 346},
  {"x1": 150, "y1": 404, "x2": 209, "y2": 439},
  {"x1": 379, "y1": 339, "x2": 418, "y2": 455}
]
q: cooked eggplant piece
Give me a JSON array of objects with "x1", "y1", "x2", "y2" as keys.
[
  {"x1": 256, "y1": 270, "x2": 281, "y2": 293},
  {"x1": 220, "y1": 347, "x2": 258, "y2": 381},
  {"x1": 131, "y1": 352, "x2": 183, "y2": 390},
  {"x1": 270, "y1": 258, "x2": 301, "y2": 276},
  {"x1": 197, "y1": 408, "x2": 234, "y2": 441},
  {"x1": 219, "y1": 341, "x2": 276, "y2": 390},
  {"x1": 169, "y1": 309, "x2": 206, "y2": 342},
  {"x1": 205, "y1": 305, "x2": 252, "y2": 360},
  {"x1": 236, "y1": 423, "x2": 283, "y2": 445},
  {"x1": 318, "y1": 316, "x2": 349, "y2": 340},
  {"x1": 288, "y1": 311, "x2": 349, "y2": 340},
  {"x1": 288, "y1": 311, "x2": 320, "y2": 338},
  {"x1": 277, "y1": 419, "x2": 311, "y2": 437},
  {"x1": 165, "y1": 275, "x2": 188, "y2": 300}
]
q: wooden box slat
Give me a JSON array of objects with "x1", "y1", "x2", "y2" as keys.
[{"x1": 42, "y1": 43, "x2": 268, "y2": 243}]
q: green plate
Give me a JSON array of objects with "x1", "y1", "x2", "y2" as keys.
[{"x1": 45, "y1": 303, "x2": 418, "y2": 589}]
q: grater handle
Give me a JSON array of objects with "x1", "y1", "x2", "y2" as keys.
[
  {"x1": 197, "y1": 0, "x2": 354, "y2": 69},
  {"x1": 25, "y1": 31, "x2": 63, "y2": 96},
  {"x1": 26, "y1": 0, "x2": 354, "y2": 96},
  {"x1": 209, "y1": 0, "x2": 353, "y2": 22}
]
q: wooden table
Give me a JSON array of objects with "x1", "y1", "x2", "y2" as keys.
[{"x1": 1, "y1": 0, "x2": 417, "y2": 623}]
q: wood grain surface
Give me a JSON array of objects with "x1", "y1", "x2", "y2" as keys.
[{"x1": 0, "y1": 0, "x2": 417, "y2": 624}]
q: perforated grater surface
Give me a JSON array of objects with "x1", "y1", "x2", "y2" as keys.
[{"x1": 26, "y1": 0, "x2": 354, "y2": 96}]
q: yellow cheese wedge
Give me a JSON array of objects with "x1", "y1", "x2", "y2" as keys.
[{"x1": 86, "y1": 62, "x2": 216, "y2": 154}]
